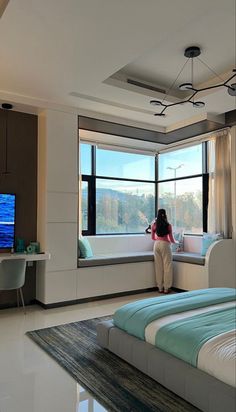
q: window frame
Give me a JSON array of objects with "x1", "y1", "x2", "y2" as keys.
[
  {"x1": 157, "y1": 142, "x2": 208, "y2": 234},
  {"x1": 81, "y1": 144, "x2": 157, "y2": 236},
  {"x1": 81, "y1": 175, "x2": 96, "y2": 236},
  {"x1": 80, "y1": 141, "x2": 209, "y2": 236}
]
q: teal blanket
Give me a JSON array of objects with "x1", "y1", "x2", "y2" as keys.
[
  {"x1": 113, "y1": 288, "x2": 236, "y2": 340},
  {"x1": 155, "y1": 305, "x2": 236, "y2": 366}
]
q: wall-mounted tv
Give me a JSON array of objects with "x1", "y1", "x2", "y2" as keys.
[{"x1": 0, "y1": 194, "x2": 16, "y2": 249}]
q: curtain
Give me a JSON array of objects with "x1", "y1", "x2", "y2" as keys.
[
  {"x1": 78, "y1": 174, "x2": 82, "y2": 236},
  {"x1": 208, "y1": 130, "x2": 232, "y2": 238}
]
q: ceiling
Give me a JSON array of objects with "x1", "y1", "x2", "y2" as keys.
[{"x1": 0, "y1": 0, "x2": 235, "y2": 132}]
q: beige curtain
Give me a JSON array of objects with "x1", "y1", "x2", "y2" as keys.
[
  {"x1": 78, "y1": 174, "x2": 82, "y2": 236},
  {"x1": 208, "y1": 130, "x2": 232, "y2": 238}
]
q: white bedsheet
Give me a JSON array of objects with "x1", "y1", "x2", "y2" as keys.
[
  {"x1": 145, "y1": 301, "x2": 236, "y2": 387},
  {"x1": 198, "y1": 330, "x2": 236, "y2": 387}
]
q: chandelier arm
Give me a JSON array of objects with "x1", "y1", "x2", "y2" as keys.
[
  {"x1": 223, "y1": 72, "x2": 236, "y2": 86},
  {"x1": 152, "y1": 47, "x2": 236, "y2": 118},
  {"x1": 158, "y1": 103, "x2": 167, "y2": 107},
  {"x1": 197, "y1": 56, "x2": 225, "y2": 82},
  {"x1": 154, "y1": 106, "x2": 168, "y2": 116},
  {"x1": 160, "y1": 98, "x2": 192, "y2": 109},
  {"x1": 227, "y1": 85, "x2": 236, "y2": 91},
  {"x1": 186, "y1": 90, "x2": 198, "y2": 102},
  {"x1": 195, "y1": 83, "x2": 228, "y2": 93}
]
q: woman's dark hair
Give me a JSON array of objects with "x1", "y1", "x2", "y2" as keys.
[{"x1": 155, "y1": 209, "x2": 169, "y2": 237}]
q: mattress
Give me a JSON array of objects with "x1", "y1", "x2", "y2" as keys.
[{"x1": 113, "y1": 288, "x2": 236, "y2": 387}]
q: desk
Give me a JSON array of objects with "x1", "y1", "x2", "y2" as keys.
[{"x1": 0, "y1": 252, "x2": 50, "y2": 263}]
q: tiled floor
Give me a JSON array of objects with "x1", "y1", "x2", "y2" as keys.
[{"x1": 0, "y1": 291, "x2": 158, "y2": 412}]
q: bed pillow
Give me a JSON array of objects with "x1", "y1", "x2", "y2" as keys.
[
  {"x1": 171, "y1": 232, "x2": 183, "y2": 252},
  {"x1": 201, "y1": 232, "x2": 223, "y2": 256},
  {"x1": 78, "y1": 237, "x2": 93, "y2": 258}
]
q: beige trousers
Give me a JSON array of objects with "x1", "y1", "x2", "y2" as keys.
[{"x1": 153, "y1": 240, "x2": 173, "y2": 290}]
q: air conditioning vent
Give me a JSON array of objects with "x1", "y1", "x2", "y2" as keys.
[{"x1": 127, "y1": 78, "x2": 166, "y2": 94}]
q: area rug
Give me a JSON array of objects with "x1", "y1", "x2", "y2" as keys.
[{"x1": 26, "y1": 316, "x2": 199, "y2": 412}]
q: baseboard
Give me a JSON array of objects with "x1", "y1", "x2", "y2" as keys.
[
  {"x1": 35, "y1": 287, "x2": 159, "y2": 309},
  {"x1": 171, "y1": 286, "x2": 187, "y2": 292}
]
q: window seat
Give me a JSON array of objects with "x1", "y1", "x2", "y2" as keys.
[
  {"x1": 78, "y1": 251, "x2": 205, "y2": 267},
  {"x1": 78, "y1": 251, "x2": 154, "y2": 267},
  {"x1": 76, "y1": 236, "x2": 234, "y2": 303},
  {"x1": 172, "y1": 252, "x2": 205, "y2": 265}
]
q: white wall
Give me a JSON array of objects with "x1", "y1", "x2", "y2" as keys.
[
  {"x1": 37, "y1": 109, "x2": 78, "y2": 304},
  {"x1": 36, "y1": 112, "x2": 236, "y2": 304}
]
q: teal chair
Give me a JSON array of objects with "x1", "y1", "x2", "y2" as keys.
[{"x1": 0, "y1": 259, "x2": 26, "y2": 313}]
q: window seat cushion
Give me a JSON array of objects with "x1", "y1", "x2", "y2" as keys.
[
  {"x1": 172, "y1": 252, "x2": 205, "y2": 265},
  {"x1": 78, "y1": 251, "x2": 205, "y2": 267},
  {"x1": 78, "y1": 251, "x2": 154, "y2": 267}
]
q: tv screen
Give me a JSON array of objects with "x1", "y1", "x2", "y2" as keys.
[{"x1": 0, "y1": 194, "x2": 16, "y2": 249}]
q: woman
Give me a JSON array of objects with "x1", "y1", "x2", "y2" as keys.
[{"x1": 151, "y1": 209, "x2": 177, "y2": 294}]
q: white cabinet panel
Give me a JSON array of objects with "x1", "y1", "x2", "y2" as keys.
[
  {"x1": 173, "y1": 262, "x2": 207, "y2": 290},
  {"x1": 41, "y1": 270, "x2": 77, "y2": 304},
  {"x1": 46, "y1": 111, "x2": 78, "y2": 193},
  {"x1": 47, "y1": 192, "x2": 78, "y2": 223},
  {"x1": 102, "y1": 262, "x2": 155, "y2": 294},
  {"x1": 77, "y1": 268, "x2": 104, "y2": 299},
  {"x1": 46, "y1": 223, "x2": 77, "y2": 271},
  {"x1": 77, "y1": 262, "x2": 156, "y2": 299}
]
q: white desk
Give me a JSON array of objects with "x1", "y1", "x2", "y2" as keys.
[{"x1": 0, "y1": 252, "x2": 50, "y2": 263}]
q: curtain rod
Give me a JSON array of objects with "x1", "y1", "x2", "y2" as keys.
[
  {"x1": 79, "y1": 125, "x2": 230, "y2": 155},
  {"x1": 80, "y1": 139, "x2": 157, "y2": 155},
  {"x1": 158, "y1": 126, "x2": 230, "y2": 153}
]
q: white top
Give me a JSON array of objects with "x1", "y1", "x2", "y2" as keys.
[{"x1": 0, "y1": 252, "x2": 50, "y2": 263}]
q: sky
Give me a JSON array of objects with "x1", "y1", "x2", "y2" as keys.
[{"x1": 80, "y1": 143, "x2": 203, "y2": 195}]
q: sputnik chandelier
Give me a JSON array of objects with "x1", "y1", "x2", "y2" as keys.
[{"x1": 150, "y1": 46, "x2": 236, "y2": 117}]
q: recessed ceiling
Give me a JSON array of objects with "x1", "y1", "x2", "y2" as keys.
[{"x1": 0, "y1": 0, "x2": 235, "y2": 131}]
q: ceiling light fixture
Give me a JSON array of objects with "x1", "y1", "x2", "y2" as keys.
[{"x1": 150, "y1": 46, "x2": 236, "y2": 117}]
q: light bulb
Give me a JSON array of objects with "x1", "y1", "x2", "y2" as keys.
[
  {"x1": 228, "y1": 83, "x2": 236, "y2": 96},
  {"x1": 179, "y1": 83, "x2": 193, "y2": 91},
  {"x1": 154, "y1": 113, "x2": 166, "y2": 117},
  {"x1": 192, "y1": 101, "x2": 205, "y2": 108},
  {"x1": 150, "y1": 100, "x2": 162, "y2": 106}
]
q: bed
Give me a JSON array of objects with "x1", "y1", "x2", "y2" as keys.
[{"x1": 97, "y1": 288, "x2": 236, "y2": 412}]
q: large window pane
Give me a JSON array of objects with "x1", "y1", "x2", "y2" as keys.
[
  {"x1": 96, "y1": 179, "x2": 155, "y2": 234},
  {"x1": 159, "y1": 144, "x2": 202, "y2": 180},
  {"x1": 81, "y1": 181, "x2": 88, "y2": 231},
  {"x1": 158, "y1": 177, "x2": 202, "y2": 233},
  {"x1": 96, "y1": 148, "x2": 155, "y2": 181},
  {"x1": 80, "y1": 143, "x2": 92, "y2": 175}
]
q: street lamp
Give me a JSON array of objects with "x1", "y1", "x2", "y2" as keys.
[{"x1": 167, "y1": 164, "x2": 184, "y2": 229}]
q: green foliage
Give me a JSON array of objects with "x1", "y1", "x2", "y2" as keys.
[
  {"x1": 82, "y1": 187, "x2": 202, "y2": 234},
  {"x1": 159, "y1": 191, "x2": 202, "y2": 232},
  {"x1": 96, "y1": 190, "x2": 155, "y2": 233}
]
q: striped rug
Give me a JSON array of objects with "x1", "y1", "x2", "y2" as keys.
[{"x1": 27, "y1": 316, "x2": 199, "y2": 412}]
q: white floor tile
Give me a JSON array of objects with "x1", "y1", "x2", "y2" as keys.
[{"x1": 0, "y1": 292, "x2": 158, "y2": 412}]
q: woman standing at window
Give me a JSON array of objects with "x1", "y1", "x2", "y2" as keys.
[{"x1": 151, "y1": 209, "x2": 177, "y2": 294}]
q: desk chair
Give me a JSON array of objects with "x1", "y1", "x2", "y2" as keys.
[{"x1": 0, "y1": 259, "x2": 26, "y2": 313}]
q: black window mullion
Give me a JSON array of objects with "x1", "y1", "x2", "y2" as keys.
[
  {"x1": 155, "y1": 154, "x2": 158, "y2": 217},
  {"x1": 91, "y1": 176, "x2": 96, "y2": 235},
  {"x1": 91, "y1": 145, "x2": 96, "y2": 175},
  {"x1": 202, "y1": 141, "x2": 208, "y2": 174},
  {"x1": 202, "y1": 173, "x2": 209, "y2": 232},
  {"x1": 158, "y1": 173, "x2": 203, "y2": 184},
  {"x1": 95, "y1": 175, "x2": 155, "y2": 184},
  {"x1": 81, "y1": 175, "x2": 96, "y2": 236},
  {"x1": 81, "y1": 175, "x2": 90, "y2": 236}
]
